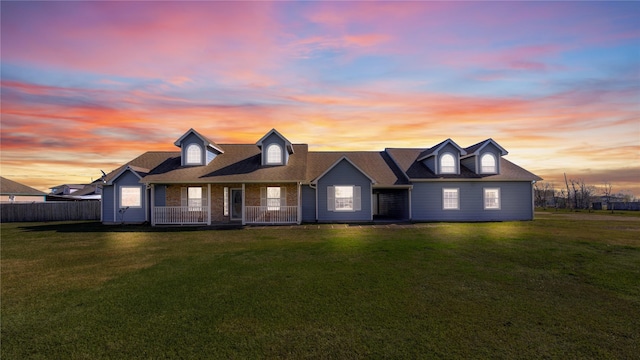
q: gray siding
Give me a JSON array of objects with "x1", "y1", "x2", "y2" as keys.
[
  {"x1": 102, "y1": 185, "x2": 115, "y2": 222},
  {"x1": 317, "y1": 159, "x2": 372, "y2": 222},
  {"x1": 206, "y1": 148, "x2": 218, "y2": 164},
  {"x1": 411, "y1": 181, "x2": 534, "y2": 221},
  {"x1": 154, "y1": 185, "x2": 166, "y2": 206},
  {"x1": 113, "y1": 171, "x2": 147, "y2": 223},
  {"x1": 301, "y1": 185, "x2": 316, "y2": 222}
]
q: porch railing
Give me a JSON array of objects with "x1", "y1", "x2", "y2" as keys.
[
  {"x1": 154, "y1": 206, "x2": 207, "y2": 225},
  {"x1": 245, "y1": 206, "x2": 298, "y2": 224}
]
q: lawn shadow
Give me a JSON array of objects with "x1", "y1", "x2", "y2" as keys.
[{"x1": 17, "y1": 222, "x2": 243, "y2": 233}]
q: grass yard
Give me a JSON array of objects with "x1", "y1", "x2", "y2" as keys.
[{"x1": 2, "y1": 213, "x2": 639, "y2": 359}]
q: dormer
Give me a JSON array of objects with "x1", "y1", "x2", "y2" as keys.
[
  {"x1": 417, "y1": 139, "x2": 466, "y2": 175},
  {"x1": 462, "y1": 139, "x2": 508, "y2": 175},
  {"x1": 174, "y1": 128, "x2": 224, "y2": 166},
  {"x1": 256, "y1": 129, "x2": 294, "y2": 166}
]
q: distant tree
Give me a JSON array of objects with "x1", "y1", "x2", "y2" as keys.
[
  {"x1": 534, "y1": 182, "x2": 554, "y2": 209},
  {"x1": 564, "y1": 173, "x2": 573, "y2": 210},
  {"x1": 602, "y1": 182, "x2": 613, "y2": 212}
]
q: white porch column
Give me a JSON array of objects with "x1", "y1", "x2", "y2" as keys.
[
  {"x1": 207, "y1": 183, "x2": 211, "y2": 225},
  {"x1": 241, "y1": 183, "x2": 246, "y2": 225},
  {"x1": 150, "y1": 184, "x2": 156, "y2": 226}
]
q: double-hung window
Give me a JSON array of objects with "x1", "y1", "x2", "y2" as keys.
[
  {"x1": 443, "y1": 188, "x2": 459, "y2": 210},
  {"x1": 181, "y1": 187, "x2": 206, "y2": 211},
  {"x1": 261, "y1": 186, "x2": 285, "y2": 211},
  {"x1": 484, "y1": 188, "x2": 501, "y2": 210},
  {"x1": 120, "y1": 186, "x2": 141, "y2": 208},
  {"x1": 327, "y1": 185, "x2": 361, "y2": 212},
  {"x1": 335, "y1": 186, "x2": 354, "y2": 211}
]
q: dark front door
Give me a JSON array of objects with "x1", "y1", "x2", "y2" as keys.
[{"x1": 231, "y1": 189, "x2": 242, "y2": 220}]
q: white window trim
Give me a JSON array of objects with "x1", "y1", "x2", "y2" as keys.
[
  {"x1": 442, "y1": 188, "x2": 460, "y2": 210},
  {"x1": 484, "y1": 188, "x2": 501, "y2": 210},
  {"x1": 223, "y1": 187, "x2": 229, "y2": 216},
  {"x1": 186, "y1": 144, "x2": 203, "y2": 165},
  {"x1": 480, "y1": 153, "x2": 497, "y2": 174},
  {"x1": 440, "y1": 152, "x2": 456, "y2": 174},
  {"x1": 266, "y1": 144, "x2": 283, "y2": 165},
  {"x1": 327, "y1": 185, "x2": 361, "y2": 212},
  {"x1": 260, "y1": 186, "x2": 286, "y2": 211},
  {"x1": 181, "y1": 186, "x2": 207, "y2": 211},
  {"x1": 120, "y1": 186, "x2": 142, "y2": 208}
]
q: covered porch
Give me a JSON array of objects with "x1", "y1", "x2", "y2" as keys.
[{"x1": 150, "y1": 183, "x2": 301, "y2": 226}]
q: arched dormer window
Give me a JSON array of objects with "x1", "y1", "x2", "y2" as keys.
[
  {"x1": 440, "y1": 153, "x2": 456, "y2": 174},
  {"x1": 480, "y1": 153, "x2": 497, "y2": 173},
  {"x1": 266, "y1": 144, "x2": 282, "y2": 164},
  {"x1": 186, "y1": 144, "x2": 202, "y2": 165}
]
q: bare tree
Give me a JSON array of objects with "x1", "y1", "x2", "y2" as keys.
[
  {"x1": 564, "y1": 173, "x2": 572, "y2": 210},
  {"x1": 603, "y1": 182, "x2": 613, "y2": 212}
]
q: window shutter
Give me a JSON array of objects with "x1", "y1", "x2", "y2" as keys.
[
  {"x1": 202, "y1": 187, "x2": 208, "y2": 207},
  {"x1": 354, "y1": 186, "x2": 362, "y2": 211},
  {"x1": 327, "y1": 186, "x2": 335, "y2": 211},
  {"x1": 260, "y1": 187, "x2": 267, "y2": 207},
  {"x1": 181, "y1": 187, "x2": 187, "y2": 207},
  {"x1": 281, "y1": 187, "x2": 287, "y2": 206}
]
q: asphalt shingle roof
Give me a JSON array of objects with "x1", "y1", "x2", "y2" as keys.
[
  {"x1": 141, "y1": 144, "x2": 309, "y2": 184},
  {"x1": 103, "y1": 132, "x2": 541, "y2": 186},
  {"x1": 305, "y1": 151, "x2": 409, "y2": 186},
  {"x1": 386, "y1": 148, "x2": 541, "y2": 181}
]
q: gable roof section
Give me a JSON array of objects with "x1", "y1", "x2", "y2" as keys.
[
  {"x1": 417, "y1": 138, "x2": 467, "y2": 161},
  {"x1": 386, "y1": 148, "x2": 541, "y2": 181},
  {"x1": 255, "y1": 128, "x2": 294, "y2": 154},
  {"x1": 105, "y1": 165, "x2": 149, "y2": 185},
  {"x1": 0, "y1": 176, "x2": 46, "y2": 196},
  {"x1": 174, "y1": 128, "x2": 224, "y2": 153},
  {"x1": 310, "y1": 156, "x2": 376, "y2": 185},
  {"x1": 103, "y1": 151, "x2": 179, "y2": 184},
  {"x1": 306, "y1": 152, "x2": 410, "y2": 187},
  {"x1": 463, "y1": 138, "x2": 508, "y2": 156}
]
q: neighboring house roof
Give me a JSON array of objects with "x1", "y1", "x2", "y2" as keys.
[
  {"x1": 141, "y1": 144, "x2": 309, "y2": 184},
  {"x1": 306, "y1": 152, "x2": 410, "y2": 187},
  {"x1": 0, "y1": 176, "x2": 46, "y2": 196},
  {"x1": 386, "y1": 148, "x2": 541, "y2": 181}
]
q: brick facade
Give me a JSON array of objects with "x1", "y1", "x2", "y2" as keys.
[{"x1": 162, "y1": 183, "x2": 299, "y2": 223}]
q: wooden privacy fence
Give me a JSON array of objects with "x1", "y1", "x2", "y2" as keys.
[{"x1": 1, "y1": 201, "x2": 101, "y2": 222}]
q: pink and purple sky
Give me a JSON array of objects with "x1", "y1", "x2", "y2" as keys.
[{"x1": 1, "y1": 1, "x2": 639, "y2": 194}]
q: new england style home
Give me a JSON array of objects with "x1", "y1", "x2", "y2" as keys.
[{"x1": 101, "y1": 128, "x2": 541, "y2": 225}]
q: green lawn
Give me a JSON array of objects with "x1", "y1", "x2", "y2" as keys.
[{"x1": 2, "y1": 213, "x2": 639, "y2": 359}]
